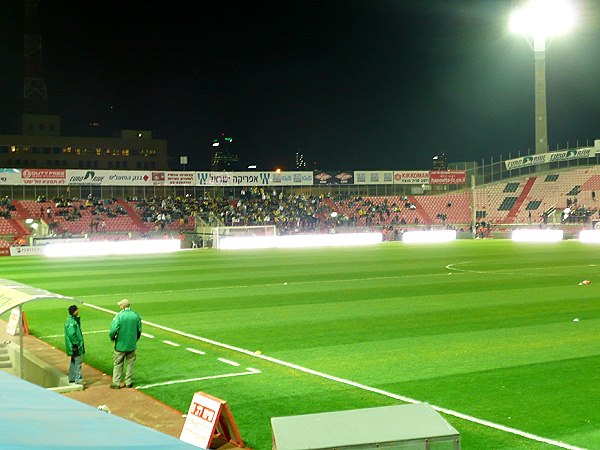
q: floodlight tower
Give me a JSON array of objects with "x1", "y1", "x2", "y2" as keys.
[{"x1": 509, "y1": 0, "x2": 576, "y2": 156}]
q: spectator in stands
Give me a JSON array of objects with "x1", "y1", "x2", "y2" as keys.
[
  {"x1": 64, "y1": 305, "x2": 85, "y2": 385},
  {"x1": 109, "y1": 299, "x2": 142, "y2": 389}
]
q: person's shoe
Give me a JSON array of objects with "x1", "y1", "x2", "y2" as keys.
[
  {"x1": 109, "y1": 384, "x2": 120, "y2": 389},
  {"x1": 125, "y1": 384, "x2": 133, "y2": 388}
]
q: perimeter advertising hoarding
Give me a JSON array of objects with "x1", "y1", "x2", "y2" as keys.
[
  {"x1": 353, "y1": 171, "x2": 394, "y2": 185},
  {"x1": 195, "y1": 171, "x2": 313, "y2": 186},
  {"x1": 429, "y1": 170, "x2": 467, "y2": 185},
  {"x1": 0, "y1": 169, "x2": 23, "y2": 185},
  {"x1": 504, "y1": 148, "x2": 595, "y2": 170},
  {"x1": 313, "y1": 171, "x2": 354, "y2": 185},
  {"x1": 150, "y1": 171, "x2": 195, "y2": 186},
  {"x1": 21, "y1": 168, "x2": 66, "y2": 185},
  {"x1": 394, "y1": 171, "x2": 430, "y2": 185},
  {"x1": 67, "y1": 170, "x2": 153, "y2": 186}
]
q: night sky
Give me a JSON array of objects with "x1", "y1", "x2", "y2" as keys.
[{"x1": 0, "y1": 0, "x2": 599, "y2": 171}]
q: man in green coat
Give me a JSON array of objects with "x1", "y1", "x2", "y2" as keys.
[
  {"x1": 64, "y1": 305, "x2": 85, "y2": 384},
  {"x1": 109, "y1": 299, "x2": 142, "y2": 389}
]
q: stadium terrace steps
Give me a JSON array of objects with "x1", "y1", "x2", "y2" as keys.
[
  {"x1": 10, "y1": 201, "x2": 30, "y2": 220},
  {"x1": 0, "y1": 343, "x2": 12, "y2": 370},
  {"x1": 503, "y1": 177, "x2": 536, "y2": 223},
  {"x1": 118, "y1": 200, "x2": 150, "y2": 231},
  {"x1": 9, "y1": 219, "x2": 29, "y2": 237}
]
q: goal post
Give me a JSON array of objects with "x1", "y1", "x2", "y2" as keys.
[{"x1": 212, "y1": 225, "x2": 277, "y2": 249}]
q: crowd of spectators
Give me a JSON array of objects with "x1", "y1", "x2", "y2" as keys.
[
  {"x1": 130, "y1": 188, "x2": 331, "y2": 234},
  {"x1": 15, "y1": 186, "x2": 599, "y2": 241}
]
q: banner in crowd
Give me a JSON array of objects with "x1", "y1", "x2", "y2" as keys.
[
  {"x1": 195, "y1": 171, "x2": 313, "y2": 186},
  {"x1": 504, "y1": 148, "x2": 595, "y2": 170},
  {"x1": 353, "y1": 171, "x2": 394, "y2": 185},
  {"x1": 429, "y1": 170, "x2": 467, "y2": 185},
  {"x1": 393, "y1": 171, "x2": 430, "y2": 185},
  {"x1": 313, "y1": 171, "x2": 354, "y2": 185}
]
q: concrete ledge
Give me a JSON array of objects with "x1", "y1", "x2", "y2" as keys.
[{"x1": 5, "y1": 342, "x2": 71, "y2": 389}]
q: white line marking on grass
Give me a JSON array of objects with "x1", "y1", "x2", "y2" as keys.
[
  {"x1": 81, "y1": 302, "x2": 584, "y2": 450},
  {"x1": 218, "y1": 358, "x2": 240, "y2": 367},
  {"x1": 76, "y1": 272, "x2": 457, "y2": 299},
  {"x1": 162, "y1": 340, "x2": 180, "y2": 347},
  {"x1": 39, "y1": 329, "x2": 109, "y2": 339},
  {"x1": 186, "y1": 347, "x2": 206, "y2": 355},
  {"x1": 137, "y1": 318, "x2": 585, "y2": 450},
  {"x1": 141, "y1": 332, "x2": 154, "y2": 339},
  {"x1": 136, "y1": 369, "x2": 260, "y2": 390}
]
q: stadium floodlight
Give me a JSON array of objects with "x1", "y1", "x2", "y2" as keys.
[
  {"x1": 219, "y1": 232, "x2": 382, "y2": 250},
  {"x1": 43, "y1": 239, "x2": 181, "y2": 258},
  {"x1": 401, "y1": 230, "x2": 457, "y2": 244},
  {"x1": 509, "y1": 0, "x2": 576, "y2": 156},
  {"x1": 511, "y1": 229, "x2": 563, "y2": 242},
  {"x1": 579, "y1": 230, "x2": 600, "y2": 243}
]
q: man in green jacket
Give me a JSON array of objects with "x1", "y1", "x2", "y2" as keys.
[
  {"x1": 64, "y1": 304, "x2": 85, "y2": 384},
  {"x1": 109, "y1": 299, "x2": 142, "y2": 389}
]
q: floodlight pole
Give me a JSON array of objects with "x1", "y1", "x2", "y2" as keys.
[{"x1": 533, "y1": 35, "x2": 548, "y2": 156}]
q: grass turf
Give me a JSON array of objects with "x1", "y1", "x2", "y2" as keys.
[{"x1": 2, "y1": 239, "x2": 599, "y2": 449}]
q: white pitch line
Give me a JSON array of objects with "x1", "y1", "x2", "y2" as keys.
[
  {"x1": 136, "y1": 369, "x2": 260, "y2": 390},
  {"x1": 186, "y1": 347, "x2": 206, "y2": 355},
  {"x1": 39, "y1": 329, "x2": 109, "y2": 339},
  {"x1": 141, "y1": 332, "x2": 154, "y2": 339},
  {"x1": 218, "y1": 358, "x2": 240, "y2": 367},
  {"x1": 162, "y1": 340, "x2": 180, "y2": 347},
  {"x1": 76, "y1": 271, "x2": 456, "y2": 300},
  {"x1": 81, "y1": 302, "x2": 585, "y2": 450}
]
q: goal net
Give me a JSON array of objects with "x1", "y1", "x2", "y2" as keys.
[{"x1": 212, "y1": 225, "x2": 277, "y2": 249}]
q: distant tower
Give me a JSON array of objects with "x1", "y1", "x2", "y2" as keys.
[
  {"x1": 22, "y1": 0, "x2": 60, "y2": 136},
  {"x1": 23, "y1": 0, "x2": 47, "y2": 113},
  {"x1": 210, "y1": 134, "x2": 239, "y2": 171},
  {"x1": 432, "y1": 153, "x2": 447, "y2": 171},
  {"x1": 295, "y1": 151, "x2": 306, "y2": 170}
]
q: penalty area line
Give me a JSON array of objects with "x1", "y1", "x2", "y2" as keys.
[{"x1": 136, "y1": 368, "x2": 261, "y2": 390}]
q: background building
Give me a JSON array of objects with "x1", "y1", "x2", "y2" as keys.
[
  {"x1": 0, "y1": 115, "x2": 168, "y2": 170},
  {"x1": 0, "y1": 1, "x2": 169, "y2": 171}
]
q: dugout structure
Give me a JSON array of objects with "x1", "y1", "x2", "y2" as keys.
[
  {"x1": 271, "y1": 403, "x2": 460, "y2": 450},
  {"x1": 212, "y1": 225, "x2": 276, "y2": 249}
]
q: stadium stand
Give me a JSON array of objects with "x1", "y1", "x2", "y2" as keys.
[{"x1": 2, "y1": 166, "x2": 600, "y2": 244}]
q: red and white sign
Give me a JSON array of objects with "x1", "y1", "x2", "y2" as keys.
[
  {"x1": 152, "y1": 171, "x2": 195, "y2": 186},
  {"x1": 429, "y1": 170, "x2": 466, "y2": 185},
  {"x1": 180, "y1": 392, "x2": 221, "y2": 448},
  {"x1": 21, "y1": 169, "x2": 66, "y2": 185}
]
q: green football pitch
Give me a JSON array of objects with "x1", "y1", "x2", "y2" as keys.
[{"x1": 2, "y1": 239, "x2": 600, "y2": 449}]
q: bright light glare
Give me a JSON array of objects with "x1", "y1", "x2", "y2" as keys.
[
  {"x1": 511, "y1": 229, "x2": 563, "y2": 242},
  {"x1": 44, "y1": 239, "x2": 180, "y2": 257},
  {"x1": 401, "y1": 230, "x2": 456, "y2": 244},
  {"x1": 219, "y1": 232, "x2": 382, "y2": 250},
  {"x1": 579, "y1": 230, "x2": 600, "y2": 243},
  {"x1": 510, "y1": 0, "x2": 576, "y2": 37}
]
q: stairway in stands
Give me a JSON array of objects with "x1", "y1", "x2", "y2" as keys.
[
  {"x1": 116, "y1": 200, "x2": 150, "y2": 232},
  {"x1": 503, "y1": 177, "x2": 537, "y2": 224}
]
